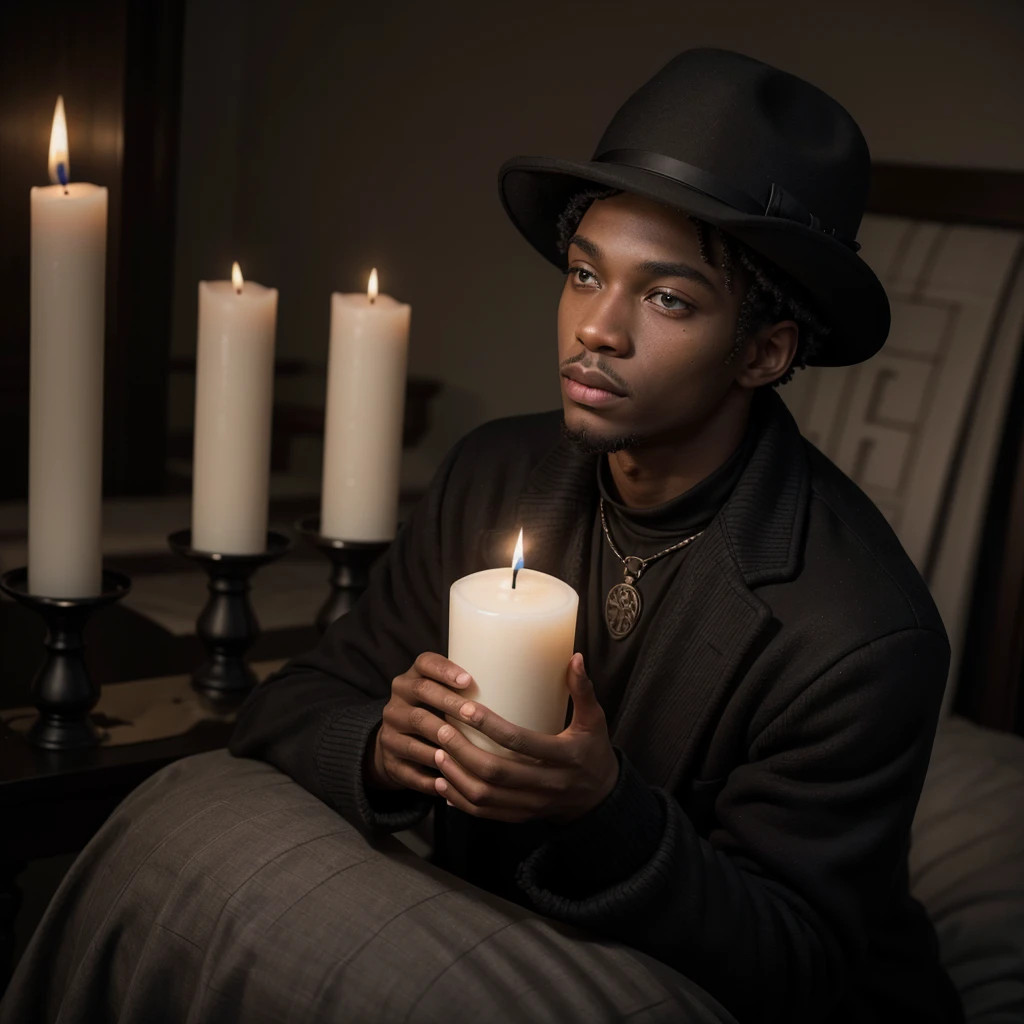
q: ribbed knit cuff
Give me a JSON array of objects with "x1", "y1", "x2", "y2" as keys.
[
  {"x1": 316, "y1": 697, "x2": 432, "y2": 835},
  {"x1": 515, "y1": 749, "x2": 665, "y2": 903}
]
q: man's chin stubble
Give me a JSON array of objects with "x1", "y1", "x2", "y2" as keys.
[{"x1": 560, "y1": 418, "x2": 641, "y2": 455}]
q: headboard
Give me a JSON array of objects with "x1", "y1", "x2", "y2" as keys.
[
  {"x1": 868, "y1": 165, "x2": 1024, "y2": 233},
  {"x1": 867, "y1": 164, "x2": 1024, "y2": 735}
]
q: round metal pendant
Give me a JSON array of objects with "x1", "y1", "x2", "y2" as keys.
[{"x1": 605, "y1": 582, "x2": 642, "y2": 640}]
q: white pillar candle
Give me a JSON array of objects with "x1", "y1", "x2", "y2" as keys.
[
  {"x1": 448, "y1": 533, "x2": 579, "y2": 760},
  {"x1": 191, "y1": 262, "x2": 278, "y2": 554},
  {"x1": 320, "y1": 269, "x2": 410, "y2": 542},
  {"x1": 28, "y1": 96, "x2": 107, "y2": 598}
]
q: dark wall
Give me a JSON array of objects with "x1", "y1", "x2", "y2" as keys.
[
  {"x1": 169, "y1": 0, "x2": 1024, "y2": 490},
  {"x1": 0, "y1": 0, "x2": 184, "y2": 500}
]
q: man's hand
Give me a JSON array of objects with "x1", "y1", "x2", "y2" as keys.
[
  {"x1": 431, "y1": 653, "x2": 620, "y2": 824},
  {"x1": 367, "y1": 652, "x2": 477, "y2": 794}
]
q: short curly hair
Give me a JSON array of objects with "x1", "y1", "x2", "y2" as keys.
[{"x1": 555, "y1": 187, "x2": 830, "y2": 387}]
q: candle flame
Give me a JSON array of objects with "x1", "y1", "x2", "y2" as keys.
[
  {"x1": 367, "y1": 267, "x2": 379, "y2": 303},
  {"x1": 511, "y1": 529, "x2": 525, "y2": 572},
  {"x1": 47, "y1": 95, "x2": 70, "y2": 186},
  {"x1": 232, "y1": 261, "x2": 244, "y2": 293}
]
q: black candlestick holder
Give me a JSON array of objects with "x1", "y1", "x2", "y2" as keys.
[
  {"x1": 0, "y1": 568, "x2": 132, "y2": 750},
  {"x1": 167, "y1": 529, "x2": 292, "y2": 703},
  {"x1": 295, "y1": 515, "x2": 390, "y2": 634}
]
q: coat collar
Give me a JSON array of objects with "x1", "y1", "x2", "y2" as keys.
[{"x1": 515, "y1": 388, "x2": 810, "y2": 788}]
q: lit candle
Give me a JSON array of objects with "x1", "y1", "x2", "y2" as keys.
[
  {"x1": 191, "y1": 261, "x2": 278, "y2": 554},
  {"x1": 448, "y1": 530, "x2": 579, "y2": 759},
  {"x1": 320, "y1": 268, "x2": 411, "y2": 541},
  {"x1": 28, "y1": 96, "x2": 107, "y2": 597}
]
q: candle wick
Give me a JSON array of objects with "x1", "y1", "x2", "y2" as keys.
[
  {"x1": 512, "y1": 567, "x2": 520, "y2": 589},
  {"x1": 369, "y1": 296, "x2": 376, "y2": 305}
]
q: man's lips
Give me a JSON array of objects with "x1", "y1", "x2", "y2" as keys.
[
  {"x1": 561, "y1": 366, "x2": 627, "y2": 396},
  {"x1": 561, "y1": 374, "x2": 627, "y2": 407}
]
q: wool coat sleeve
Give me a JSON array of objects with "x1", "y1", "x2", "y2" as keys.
[
  {"x1": 515, "y1": 627, "x2": 950, "y2": 1024},
  {"x1": 227, "y1": 438, "x2": 469, "y2": 834}
]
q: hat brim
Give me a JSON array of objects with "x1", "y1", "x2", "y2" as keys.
[{"x1": 498, "y1": 155, "x2": 890, "y2": 367}]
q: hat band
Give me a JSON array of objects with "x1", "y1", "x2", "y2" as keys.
[{"x1": 594, "y1": 148, "x2": 861, "y2": 252}]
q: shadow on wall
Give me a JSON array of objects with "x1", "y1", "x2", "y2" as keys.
[{"x1": 405, "y1": 383, "x2": 491, "y2": 493}]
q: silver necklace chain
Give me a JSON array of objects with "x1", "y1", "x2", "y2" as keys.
[{"x1": 599, "y1": 498, "x2": 704, "y2": 581}]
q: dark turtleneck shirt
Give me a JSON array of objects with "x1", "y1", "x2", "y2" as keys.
[
  {"x1": 442, "y1": 420, "x2": 757, "y2": 905},
  {"x1": 587, "y1": 422, "x2": 758, "y2": 731}
]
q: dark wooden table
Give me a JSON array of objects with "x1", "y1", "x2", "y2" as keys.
[{"x1": 0, "y1": 595, "x2": 318, "y2": 993}]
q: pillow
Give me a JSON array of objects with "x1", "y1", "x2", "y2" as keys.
[{"x1": 910, "y1": 715, "x2": 1024, "y2": 1023}]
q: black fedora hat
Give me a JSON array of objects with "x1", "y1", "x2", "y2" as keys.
[{"x1": 499, "y1": 48, "x2": 889, "y2": 367}]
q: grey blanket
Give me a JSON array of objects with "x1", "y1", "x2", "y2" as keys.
[{"x1": 0, "y1": 750, "x2": 736, "y2": 1024}]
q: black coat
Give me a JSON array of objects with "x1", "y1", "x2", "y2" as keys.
[{"x1": 230, "y1": 387, "x2": 962, "y2": 1024}]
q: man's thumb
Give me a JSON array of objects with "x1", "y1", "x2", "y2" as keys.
[{"x1": 568, "y1": 653, "x2": 596, "y2": 700}]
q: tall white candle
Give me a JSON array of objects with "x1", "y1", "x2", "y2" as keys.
[
  {"x1": 28, "y1": 96, "x2": 107, "y2": 598},
  {"x1": 448, "y1": 532, "x2": 579, "y2": 760},
  {"x1": 191, "y1": 262, "x2": 278, "y2": 554},
  {"x1": 320, "y1": 269, "x2": 410, "y2": 542}
]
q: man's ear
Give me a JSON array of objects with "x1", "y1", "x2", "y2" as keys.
[{"x1": 733, "y1": 321, "x2": 799, "y2": 388}]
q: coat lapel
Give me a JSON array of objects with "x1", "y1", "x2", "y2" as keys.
[
  {"x1": 610, "y1": 523, "x2": 773, "y2": 789},
  {"x1": 515, "y1": 389, "x2": 811, "y2": 790}
]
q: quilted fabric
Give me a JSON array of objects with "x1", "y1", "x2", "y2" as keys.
[{"x1": 911, "y1": 716, "x2": 1024, "y2": 1023}]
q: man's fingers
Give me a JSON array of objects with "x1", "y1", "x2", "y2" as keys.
[
  {"x1": 382, "y1": 755, "x2": 442, "y2": 797},
  {"x1": 449, "y1": 702, "x2": 567, "y2": 762},
  {"x1": 566, "y1": 653, "x2": 606, "y2": 730},
  {"x1": 434, "y1": 770, "x2": 537, "y2": 823},
  {"x1": 436, "y1": 719, "x2": 562, "y2": 788},
  {"x1": 412, "y1": 652, "x2": 473, "y2": 689},
  {"x1": 384, "y1": 731, "x2": 445, "y2": 773},
  {"x1": 392, "y1": 676, "x2": 477, "y2": 724},
  {"x1": 433, "y1": 745, "x2": 555, "y2": 809}
]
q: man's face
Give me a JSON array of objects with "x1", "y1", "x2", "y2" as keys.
[{"x1": 557, "y1": 192, "x2": 749, "y2": 452}]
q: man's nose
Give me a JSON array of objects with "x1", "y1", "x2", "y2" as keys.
[{"x1": 575, "y1": 293, "x2": 632, "y2": 357}]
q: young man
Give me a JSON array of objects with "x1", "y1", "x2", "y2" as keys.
[{"x1": 230, "y1": 49, "x2": 962, "y2": 1023}]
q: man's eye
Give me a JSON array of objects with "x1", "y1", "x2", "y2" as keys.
[
  {"x1": 571, "y1": 268, "x2": 596, "y2": 285},
  {"x1": 653, "y1": 291, "x2": 691, "y2": 312}
]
